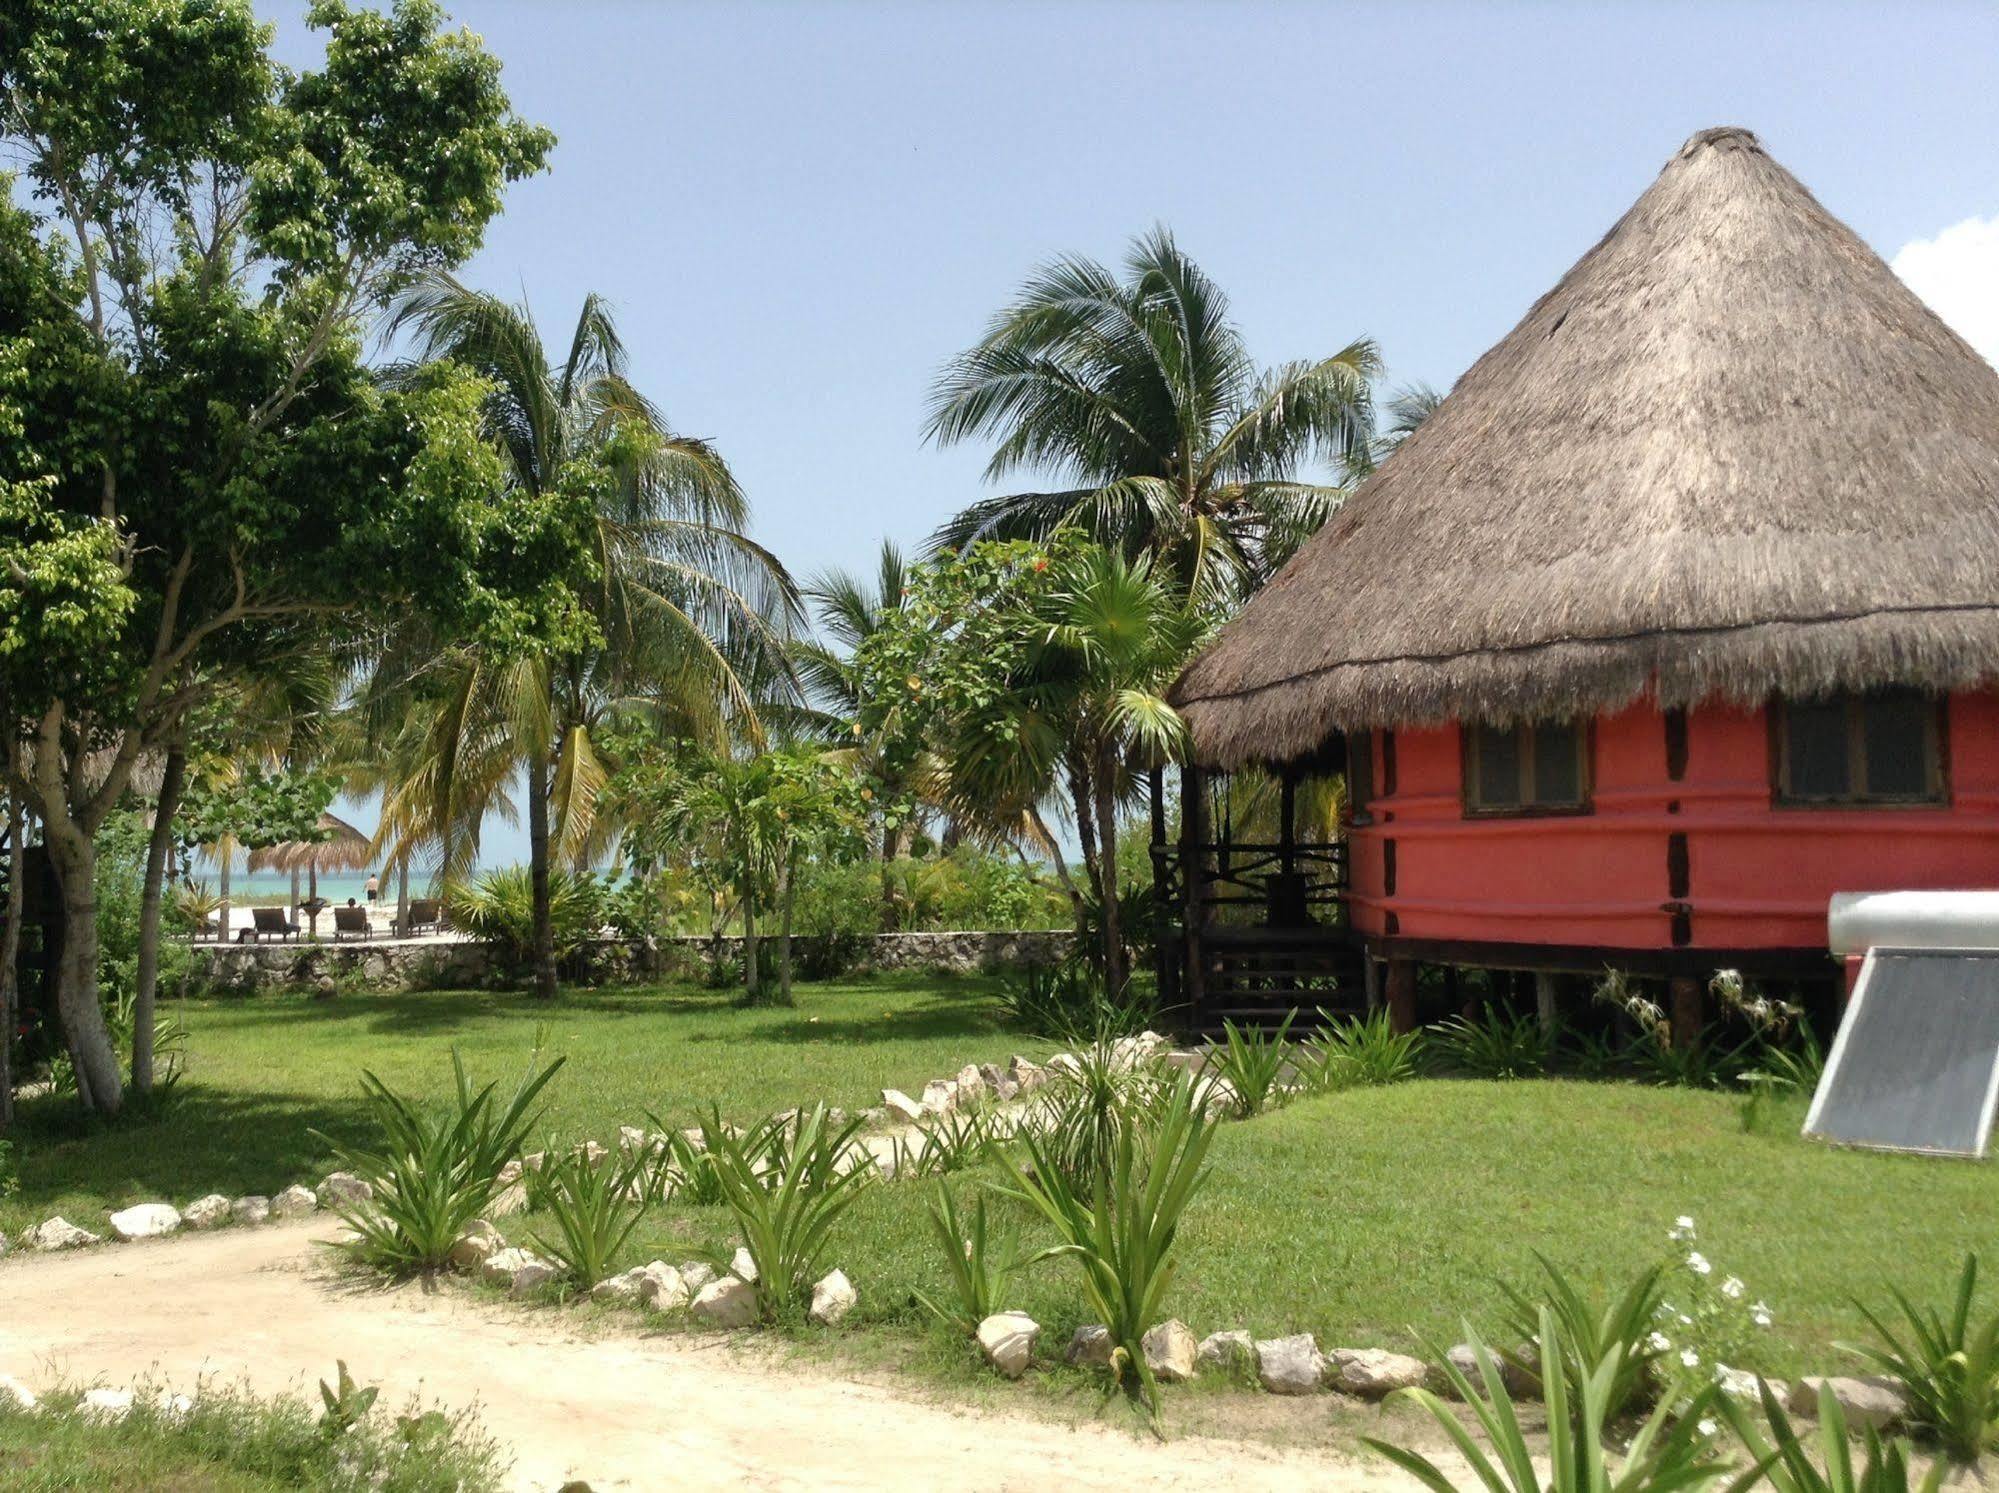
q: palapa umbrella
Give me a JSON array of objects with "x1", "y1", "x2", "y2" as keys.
[{"x1": 247, "y1": 813, "x2": 374, "y2": 935}]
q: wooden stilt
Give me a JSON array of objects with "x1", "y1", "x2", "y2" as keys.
[
  {"x1": 1535, "y1": 971, "x2": 1560, "y2": 1035},
  {"x1": 1386, "y1": 959, "x2": 1417, "y2": 1034},
  {"x1": 1669, "y1": 975, "x2": 1704, "y2": 1050}
]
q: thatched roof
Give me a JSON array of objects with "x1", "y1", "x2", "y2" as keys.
[
  {"x1": 1173, "y1": 127, "x2": 1999, "y2": 768},
  {"x1": 246, "y1": 813, "x2": 374, "y2": 874}
]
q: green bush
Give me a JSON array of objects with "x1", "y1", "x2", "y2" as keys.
[
  {"x1": 527, "y1": 1145, "x2": 656, "y2": 1290},
  {"x1": 1302, "y1": 1008, "x2": 1422, "y2": 1089},
  {"x1": 1202, "y1": 1013, "x2": 1298, "y2": 1118},
  {"x1": 1435, "y1": 1007, "x2": 1556, "y2": 1079},
  {"x1": 317, "y1": 1050, "x2": 564, "y2": 1273},
  {"x1": 443, "y1": 866, "x2": 605, "y2": 967}
]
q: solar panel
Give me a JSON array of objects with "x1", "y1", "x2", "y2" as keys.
[{"x1": 1803, "y1": 949, "x2": 1999, "y2": 1159}]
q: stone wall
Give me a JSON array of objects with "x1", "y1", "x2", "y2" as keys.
[{"x1": 184, "y1": 929, "x2": 1074, "y2": 996}]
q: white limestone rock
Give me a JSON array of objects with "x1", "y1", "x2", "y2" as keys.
[
  {"x1": 1255, "y1": 1333, "x2": 1323, "y2": 1396},
  {"x1": 680, "y1": 1260, "x2": 718, "y2": 1293},
  {"x1": 808, "y1": 1269, "x2": 857, "y2": 1326},
  {"x1": 108, "y1": 1203, "x2": 181, "y2": 1241},
  {"x1": 953, "y1": 1064, "x2": 986, "y2": 1105},
  {"x1": 317, "y1": 1172, "x2": 372, "y2": 1207},
  {"x1": 637, "y1": 1261, "x2": 690, "y2": 1311},
  {"x1": 230, "y1": 1195, "x2": 271, "y2": 1225},
  {"x1": 919, "y1": 1078, "x2": 958, "y2": 1117},
  {"x1": 0, "y1": 1375, "x2": 37, "y2": 1412},
  {"x1": 1008, "y1": 1055, "x2": 1045, "y2": 1093},
  {"x1": 154, "y1": 1389, "x2": 195, "y2": 1423},
  {"x1": 1327, "y1": 1347, "x2": 1429, "y2": 1399},
  {"x1": 880, "y1": 1089, "x2": 926, "y2": 1125},
  {"x1": 1067, "y1": 1323, "x2": 1113, "y2": 1367},
  {"x1": 977, "y1": 1063, "x2": 1020, "y2": 1103},
  {"x1": 1445, "y1": 1343, "x2": 1540, "y2": 1398},
  {"x1": 480, "y1": 1246, "x2": 541, "y2": 1287},
  {"x1": 80, "y1": 1387, "x2": 134, "y2": 1422},
  {"x1": 591, "y1": 1268, "x2": 648, "y2": 1304},
  {"x1": 977, "y1": 1312, "x2": 1040, "y2": 1379},
  {"x1": 1143, "y1": 1319, "x2": 1198, "y2": 1383},
  {"x1": 271, "y1": 1185, "x2": 318, "y2": 1218},
  {"x1": 572, "y1": 1139, "x2": 609, "y2": 1169},
  {"x1": 1789, "y1": 1376, "x2": 1908, "y2": 1430},
  {"x1": 449, "y1": 1219, "x2": 503, "y2": 1271},
  {"x1": 690, "y1": 1276, "x2": 758, "y2": 1328},
  {"x1": 1197, "y1": 1329, "x2": 1254, "y2": 1372},
  {"x1": 183, "y1": 1194, "x2": 231, "y2": 1230},
  {"x1": 510, "y1": 1259, "x2": 558, "y2": 1294},
  {"x1": 729, "y1": 1246, "x2": 759, "y2": 1283},
  {"x1": 24, "y1": 1216, "x2": 101, "y2": 1251}
]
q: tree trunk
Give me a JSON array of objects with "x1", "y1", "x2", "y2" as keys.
[
  {"x1": 1093, "y1": 746, "x2": 1127, "y2": 996},
  {"x1": 217, "y1": 842, "x2": 232, "y2": 945},
  {"x1": 1, "y1": 793, "x2": 23, "y2": 1130},
  {"x1": 42, "y1": 814, "x2": 122, "y2": 1114},
  {"x1": 133, "y1": 744, "x2": 187, "y2": 1094},
  {"x1": 778, "y1": 852, "x2": 796, "y2": 1006},
  {"x1": 526, "y1": 747, "x2": 556, "y2": 1000},
  {"x1": 878, "y1": 818, "x2": 903, "y2": 932},
  {"x1": 289, "y1": 867, "x2": 300, "y2": 928},
  {"x1": 395, "y1": 857, "x2": 409, "y2": 935},
  {"x1": 741, "y1": 887, "x2": 760, "y2": 1003}
]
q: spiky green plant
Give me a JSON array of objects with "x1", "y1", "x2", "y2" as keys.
[
  {"x1": 316, "y1": 1051, "x2": 564, "y2": 1273},
  {"x1": 1003, "y1": 1072, "x2": 1216, "y2": 1424},
  {"x1": 1498, "y1": 1254, "x2": 1666, "y2": 1422},
  {"x1": 1434, "y1": 1007, "x2": 1556, "y2": 1080},
  {"x1": 1200, "y1": 1012, "x2": 1298, "y2": 1117},
  {"x1": 526, "y1": 1145, "x2": 655, "y2": 1290},
  {"x1": 1302, "y1": 1006, "x2": 1422, "y2": 1089},
  {"x1": 1841, "y1": 1253, "x2": 1999, "y2": 1464},
  {"x1": 1718, "y1": 1378, "x2": 1946, "y2": 1493},
  {"x1": 703, "y1": 1102, "x2": 875, "y2": 1321},
  {"x1": 913, "y1": 1182, "x2": 1024, "y2": 1336}
]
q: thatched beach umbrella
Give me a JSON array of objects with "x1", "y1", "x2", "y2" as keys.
[
  {"x1": 1172, "y1": 126, "x2": 1999, "y2": 766},
  {"x1": 248, "y1": 813, "x2": 373, "y2": 934}
]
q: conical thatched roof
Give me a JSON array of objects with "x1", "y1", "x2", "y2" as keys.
[
  {"x1": 245, "y1": 813, "x2": 374, "y2": 875},
  {"x1": 1173, "y1": 127, "x2": 1999, "y2": 768}
]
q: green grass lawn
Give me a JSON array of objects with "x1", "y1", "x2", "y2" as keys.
[
  {"x1": 9, "y1": 976, "x2": 1999, "y2": 1390},
  {"x1": 1, "y1": 972, "x2": 1024, "y2": 1239}
]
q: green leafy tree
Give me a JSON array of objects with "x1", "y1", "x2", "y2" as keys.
[
  {"x1": 0, "y1": 0, "x2": 573, "y2": 1113},
  {"x1": 928, "y1": 227, "x2": 1380, "y2": 604},
  {"x1": 366, "y1": 278, "x2": 795, "y2": 1000},
  {"x1": 857, "y1": 535, "x2": 1206, "y2": 991}
]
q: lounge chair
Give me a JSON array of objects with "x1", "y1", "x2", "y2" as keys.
[
  {"x1": 331, "y1": 905, "x2": 372, "y2": 941},
  {"x1": 248, "y1": 907, "x2": 301, "y2": 943},
  {"x1": 393, "y1": 898, "x2": 442, "y2": 937}
]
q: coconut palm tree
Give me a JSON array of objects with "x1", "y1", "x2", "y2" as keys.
[
  {"x1": 376, "y1": 277, "x2": 796, "y2": 998},
  {"x1": 927, "y1": 227, "x2": 1381, "y2": 605}
]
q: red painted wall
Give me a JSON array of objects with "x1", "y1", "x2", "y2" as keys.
[{"x1": 1346, "y1": 692, "x2": 1999, "y2": 956}]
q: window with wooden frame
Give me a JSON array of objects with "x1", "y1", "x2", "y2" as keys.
[
  {"x1": 1773, "y1": 691, "x2": 1945, "y2": 806},
  {"x1": 1462, "y1": 719, "x2": 1591, "y2": 816},
  {"x1": 1346, "y1": 730, "x2": 1375, "y2": 824}
]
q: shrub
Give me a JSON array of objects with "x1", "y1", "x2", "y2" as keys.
[
  {"x1": 892, "y1": 1107, "x2": 997, "y2": 1179},
  {"x1": 1000, "y1": 963, "x2": 1154, "y2": 1039},
  {"x1": 527, "y1": 1145, "x2": 656, "y2": 1290},
  {"x1": 1202, "y1": 1012, "x2": 1298, "y2": 1118},
  {"x1": 703, "y1": 1102, "x2": 876, "y2": 1320},
  {"x1": 1302, "y1": 1007, "x2": 1422, "y2": 1089},
  {"x1": 1005, "y1": 1072, "x2": 1217, "y2": 1423},
  {"x1": 317, "y1": 1050, "x2": 564, "y2": 1273},
  {"x1": 1365, "y1": 1317, "x2": 1750, "y2": 1493},
  {"x1": 1719, "y1": 1378, "x2": 1946, "y2": 1493},
  {"x1": 1499, "y1": 1253, "x2": 1666, "y2": 1422},
  {"x1": 1027, "y1": 1028, "x2": 1170, "y2": 1191},
  {"x1": 442, "y1": 866, "x2": 604, "y2": 967},
  {"x1": 1435, "y1": 1007, "x2": 1555, "y2": 1079},
  {"x1": 913, "y1": 1182, "x2": 1024, "y2": 1336},
  {"x1": 1843, "y1": 1252, "x2": 1999, "y2": 1464},
  {"x1": 1738, "y1": 1026, "x2": 1826, "y2": 1133},
  {"x1": 1652, "y1": 1215, "x2": 1777, "y2": 1408},
  {"x1": 648, "y1": 1117, "x2": 732, "y2": 1206}
]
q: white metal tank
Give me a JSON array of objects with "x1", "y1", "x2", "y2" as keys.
[{"x1": 1828, "y1": 891, "x2": 1999, "y2": 956}]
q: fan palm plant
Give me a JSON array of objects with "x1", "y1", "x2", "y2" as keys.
[
  {"x1": 372, "y1": 278, "x2": 797, "y2": 997},
  {"x1": 927, "y1": 227, "x2": 1380, "y2": 604}
]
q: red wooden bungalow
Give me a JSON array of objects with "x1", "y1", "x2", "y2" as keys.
[{"x1": 1162, "y1": 128, "x2": 1999, "y2": 1041}]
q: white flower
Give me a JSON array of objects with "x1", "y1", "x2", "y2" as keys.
[
  {"x1": 1698, "y1": 1418, "x2": 1719, "y2": 1438},
  {"x1": 1648, "y1": 1331, "x2": 1672, "y2": 1352},
  {"x1": 1721, "y1": 1275, "x2": 1744, "y2": 1299},
  {"x1": 1678, "y1": 1313, "x2": 1693, "y2": 1326},
  {"x1": 1686, "y1": 1251, "x2": 1712, "y2": 1276},
  {"x1": 1670, "y1": 1215, "x2": 1697, "y2": 1242},
  {"x1": 1751, "y1": 1303, "x2": 1773, "y2": 1328},
  {"x1": 1680, "y1": 1348, "x2": 1701, "y2": 1369}
]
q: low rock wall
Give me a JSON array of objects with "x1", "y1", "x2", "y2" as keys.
[{"x1": 184, "y1": 929, "x2": 1073, "y2": 996}]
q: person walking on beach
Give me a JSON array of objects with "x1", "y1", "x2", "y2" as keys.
[{"x1": 365, "y1": 872, "x2": 380, "y2": 904}]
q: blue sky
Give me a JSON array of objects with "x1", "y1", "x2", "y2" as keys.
[{"x1": 253, "y1": 0, "x2": 1999, "y2": 872}]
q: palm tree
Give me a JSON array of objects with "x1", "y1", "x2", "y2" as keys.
[
  {"x1": 927, "y1": 227, "x2": 1380, "y2": 605},
  {"x1": 377, "y1": 277, "x2": 796, "y2": 998}
]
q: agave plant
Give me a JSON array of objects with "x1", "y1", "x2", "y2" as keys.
[
  {"x1": 1719, "y1": 1378, "x2": 1946, "y2": 1493},
  {"x1": 1302, "y1": 1007, "x2": 1422, "y2": 1089},
  {"x1": 1003, "y1": 1072, "x2": 1217, "y2": 1424},
  {"x1": 1497, "y1": 1254, "x2": 1666, "y2": 1423},
  {"x1": 704, "y1": 1103, "x2": 876, "y2": 1320},
  {"x1": 1434, "y1": 1007, "x2": 1556, "y2": 1080},
  {"x1": 527, "y1": 1145, "x2": 656, "y2": 1290},
  {"x1": 1841, "y1": 1253, "x2": 1999, "y2": 1464},
  {"x1": 913, "y1": 1182, "x2": 1024, "y2": 1337},
  {"x1": 1365, "y1": 1317, "x2": 1765, "y2": 1493},
  {"x1": 1201, "y1": 1012, "x2": 1297, "y2": 1118},
  {"x1": 892, "y1": 1108, "x2": 997, "y2": 1180},
  {"x1": 316, "y1": 1051, "x2": 565, "y2": 1272}
]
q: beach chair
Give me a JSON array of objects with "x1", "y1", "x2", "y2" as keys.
[
  {"x1": 249, "y1": 907, "x2": 301, "y2": 943},
  {"x1": 393, "y1": 898, "x2": 442, "y2": 937},
  {"x1": 331, "y1": 905, "x2": 372, "y2": 941}
]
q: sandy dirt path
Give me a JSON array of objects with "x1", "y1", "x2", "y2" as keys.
[{"x1": 0, "y1": 1220, "x2": 1417, "y2": 1492}]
